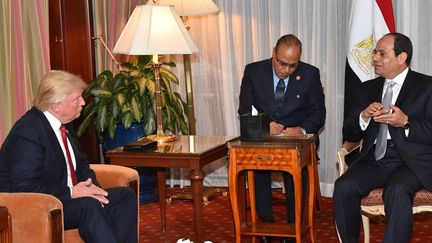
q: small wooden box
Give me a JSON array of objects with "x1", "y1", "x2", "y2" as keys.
[{"x1": 240, "y1": 113, "x2": 270, "y2": 141}]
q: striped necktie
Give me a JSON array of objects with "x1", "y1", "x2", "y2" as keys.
[{"x1": 374, "y1": 80, "x2": 396, "y2": 160}]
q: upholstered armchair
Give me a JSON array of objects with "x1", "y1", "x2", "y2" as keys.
[
  {"x1": 337, "y1": 141, "x2": 432, "y2": 243},
  {"x1": 0, "y1": 164, "x2": 139, "y2": 243}
]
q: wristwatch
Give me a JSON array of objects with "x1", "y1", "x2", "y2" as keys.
[{"x1": 300, "y1": 128, "x2": 307, "y2": 134}]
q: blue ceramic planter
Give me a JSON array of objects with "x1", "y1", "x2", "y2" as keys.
[{"x1": 101, "y1": 122, "x2": 158, "y2": 204}]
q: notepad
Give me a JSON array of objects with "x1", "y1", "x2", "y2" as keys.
[{"x1": 123, "y1": 138, "x2": 158, "y2": 151}]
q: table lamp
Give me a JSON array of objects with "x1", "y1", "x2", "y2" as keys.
[{"x1": 113, "y1": 5, "x2": 198, "y2": 143}]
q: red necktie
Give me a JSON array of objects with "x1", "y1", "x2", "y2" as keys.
[{"x1": 60, "y1": 124, "x2": 78, "y2": 185}]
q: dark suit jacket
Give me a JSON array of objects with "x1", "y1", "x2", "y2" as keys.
[
  {"x1": 238, "y1": 58, "x2": 325, "y2": 134},
  {"x1": 0, "y1": 107, "x2": 98, "y2": 202},
  {"x1": 343, "y1": 69, "x2": 432, "y2": 191}
]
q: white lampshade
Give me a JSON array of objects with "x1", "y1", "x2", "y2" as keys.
[
  {"x1": 113, "y1": 5, "x2": 198, "y2": 55},
  {"x1": 147, "y1": 0, "x2": 219, "y2": 16}
]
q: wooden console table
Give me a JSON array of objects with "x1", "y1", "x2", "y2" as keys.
[
  {"x1": 228, "y1": 135, "x2": 316, "y2": 243},
  {"x1": 106, "y1": 135, "x2": 236, "y2": 243}
]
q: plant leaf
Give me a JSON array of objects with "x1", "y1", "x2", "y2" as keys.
[
  {"x1": 116, "y1": 93, "x2": 126, "y2": 107},
  {"x1": 162, "y1": 61, "x2": 176, "y2": 68},
  {"x1": 90, "y1": 88, "x2": 112, "y2": 98},
  {"x1": 77, "y1": 110, "x2": 96, "y2": 137},
  {"x1": 138, "y1": 77, "x2": 149, "y2": 95},
  {"x1": 122, "y1": 112, "x2": 133, "y2": 130},
  {"x1": 96, "y1": 105, "x2": 107, "y2": 133},
  {"x1": 161, "y1": 67, "x2": 179, "y2": 85},
  {"x1": 130, "y1": 97, "x2": 142, "y2": 122},
  {"x1": 107, "y1": 116, "x2": 116, "y2": 139}
]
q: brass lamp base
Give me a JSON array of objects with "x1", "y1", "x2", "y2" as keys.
[{"x1": 147, "y1": 134, "x2": 177, "y2": 144}]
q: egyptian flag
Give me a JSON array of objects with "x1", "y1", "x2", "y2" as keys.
[{"x1": 344, "y1": 0, "x2": 395, "y2": 118}]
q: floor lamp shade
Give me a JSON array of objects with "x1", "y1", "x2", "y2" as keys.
[
  {"x1": 146, "y1": 0, "x2": 219, "y2": 135},
  {"x1": 147, "y1": 0, "x2": 219, "y2": 16},
  {"x1": 113, "y1": 5, "x2": 198, "y2": 55}
]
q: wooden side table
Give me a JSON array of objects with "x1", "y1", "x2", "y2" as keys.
[{"x1": 228, "y1": 135, "x2": 316, "y2": 243}]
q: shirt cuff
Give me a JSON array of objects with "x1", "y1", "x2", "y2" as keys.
[{"x1": 359, "y1": 113, "x2": 370, "y2": 131}]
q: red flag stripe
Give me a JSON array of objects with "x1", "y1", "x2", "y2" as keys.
[{"x1": 376, "y1": 0, "x2": 395, "y2": 32}]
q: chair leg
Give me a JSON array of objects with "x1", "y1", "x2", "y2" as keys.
[
  {"x1": 361, "y1": 214, "x2": 370, "y2": 243},
  {"x1": 335, "y1": 221, "x2": 343, "y2": 243},
  {"x1": 314, "y1": 160, "x2": 321, "y2": 211}
]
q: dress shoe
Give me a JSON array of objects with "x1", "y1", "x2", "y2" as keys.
[
  {"x1": 258, "y1": 236, "x2": 273, "y2": 243},
  {"x1": 279, "y1": 237, "x2": 295, "y2": 243}
]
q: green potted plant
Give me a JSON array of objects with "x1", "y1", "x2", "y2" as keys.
[
  {"x1": 77, "y1": 55, "x2": 188, "y2": 204},
  {"x1": 77, "y1": 55, "x2": 189, "y2": 142}
]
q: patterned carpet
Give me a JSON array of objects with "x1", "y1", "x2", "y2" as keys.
[{"x1": 139, "y1": 187, "x2": 432, "y2": 242}]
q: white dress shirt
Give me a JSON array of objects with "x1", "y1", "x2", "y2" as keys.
[
  {"x1": 43, "y1": 111, "x2": 77, "y2": 188},
  {"x1": 359, "y1": 67, "x2": 409, "y2": 138}
]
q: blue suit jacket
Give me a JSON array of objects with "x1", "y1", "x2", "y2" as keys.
[
  {"x1": 0, "y1": 107, "x2": 98, "y2": 202},
  {"x1": 343, "y1": 69, "x2": 432, "y2": 190},
  {"x1": 238, "y1": 58, "x2": 326, "y2": 134}
]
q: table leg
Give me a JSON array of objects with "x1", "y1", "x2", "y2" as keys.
[
  {"x1": 190, "y1": 169, "x2": 204, "y2": 243},
  {"x1": 238, "y1": 171, "x2": 247, "y2": 225},
  {"x1": 293, "y1": 169, "x2": 302, "y2": 242},
  {"x1": 157, "y1": 168, "x2": 167, "y2": 232}
]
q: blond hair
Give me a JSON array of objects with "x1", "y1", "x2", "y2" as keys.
[{"x1": 34, "y1": 70, "x2": 87, "y2": 111}]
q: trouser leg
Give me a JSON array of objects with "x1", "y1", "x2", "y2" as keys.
[
  {"x1": 63, "y1": 187, "x2": 137, "y2": 243},
  {"x1": 283, "y1": 169, "x2": 307, "y2": 223},
  {"x1": 254, "y1": 170, "x2": 274, "y2": 222},
  {"x1": 382, "y1": 164, "x2": 422, "y2": 243}
]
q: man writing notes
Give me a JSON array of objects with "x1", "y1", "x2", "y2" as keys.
[
  {"x1": 238, "y1": 34, "x2": 326, "y2": 242},
  {"x1": 0, "y1": 70, "x2": 137, "y2": 243},
  {"x1": 334, "y1": 33, "x2": 432, "y2": 243}
]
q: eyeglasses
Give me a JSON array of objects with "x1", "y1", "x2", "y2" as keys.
[{"x1": 274, "y1": 55, "x2": 298, "y2": 69}]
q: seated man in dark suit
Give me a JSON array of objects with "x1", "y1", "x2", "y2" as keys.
[
  {"x1": 0, "y1": 70, "x2": 137, "y2": 243},
  {"x1": 238, "y1": 34, "x2": 326, "y2": 242},
  {"x1": 334, "y1": 32, "x2": 432, "y2": 243}
]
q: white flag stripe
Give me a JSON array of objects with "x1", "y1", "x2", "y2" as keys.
[{"x1": 347, "y1": 0, "x2": 391, "y2": 82}]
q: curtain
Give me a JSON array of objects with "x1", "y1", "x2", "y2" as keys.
[
  {"x1": 179, "y1": 0, "x2": 351, "y2": 194},
  {"x1": 92, "y1": 0, "x2": 147, "y2": 74},
  {"x1": 181, "y1": 0, "x2": 432, "y2": 196},
  {"x1": 90, "y1": 0, "x2": 432, "y2": 196},
  {"x1": 0, "y1": 0, "x2": 50, "y2": 144}
]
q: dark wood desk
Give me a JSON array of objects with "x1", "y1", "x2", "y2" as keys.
[
  {"x1": 106, "y1": 135, "x2": 236, "y2": 243},
  {"x1": 228, "y1": 135, "x2": 316, "y2": 243}
]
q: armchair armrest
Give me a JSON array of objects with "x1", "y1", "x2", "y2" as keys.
[
  {"x1": 90, "y1": 164, "x2": 139, "y2": 195},
  {"x1": 337, "y1": 141, "x2": 362, "y2": 177},
  {"x1": 0, "y1": 193, "x2": 63, "y2": 243}
]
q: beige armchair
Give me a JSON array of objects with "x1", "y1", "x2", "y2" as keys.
[
  {"x1": 0, "y1": 164, "x2": 139, "y2": 243},
  {"x1": 337, "y1": 141, "x2": 432, "y2": 243}
]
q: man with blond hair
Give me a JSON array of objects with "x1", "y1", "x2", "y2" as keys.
[{"x1": 0, "y1": 70, "x2": 137, "y2": 243}]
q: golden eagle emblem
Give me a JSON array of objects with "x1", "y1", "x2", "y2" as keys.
[{"x1": 351, "y1": 34, "x2": 375, "y2": 75}]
